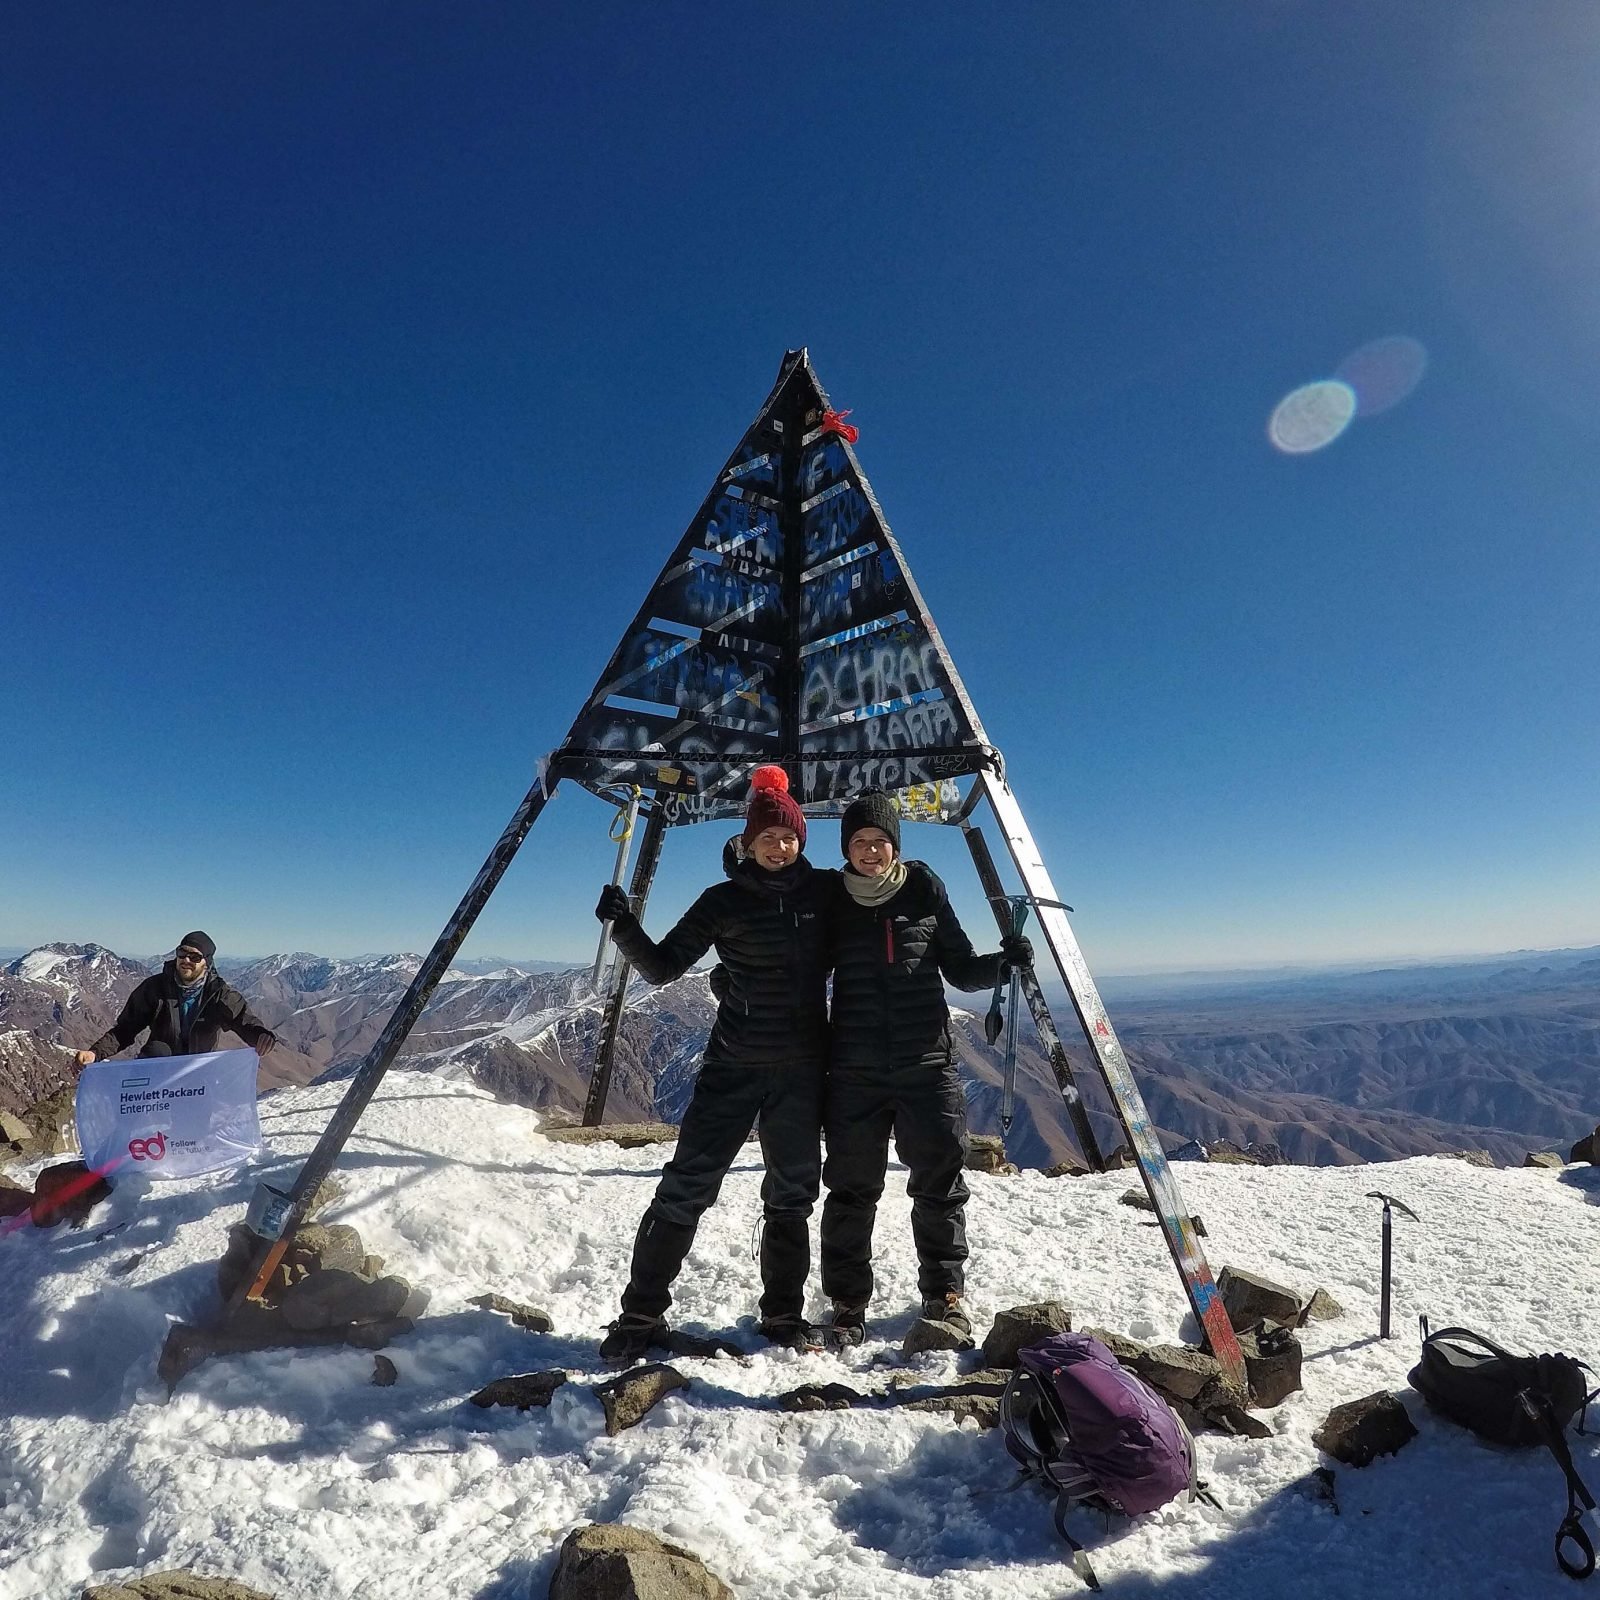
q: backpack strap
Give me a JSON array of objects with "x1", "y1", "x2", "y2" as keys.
[
  {"x1": 1520, "y1": 1390, "x2": 1600, "y2": 1579},
  {"x1": 1049, "y1": 1491, "x2": 1103, "y2": 1592},
  {"x1": 1423, "y1": 1326, "x2": 1523, "y2": 1363}
]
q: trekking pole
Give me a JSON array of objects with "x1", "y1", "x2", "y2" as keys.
[
  {"x1": 590, "y1": 786, "x2": 641, "y2": 990},
  {"x1": 1365, "y1": 1191, "x2": 1420, "y2": 1338}
]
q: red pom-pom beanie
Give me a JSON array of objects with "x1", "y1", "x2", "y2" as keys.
[{"x1": 742, "y1": 765, "x2": 807, "y2": 849}]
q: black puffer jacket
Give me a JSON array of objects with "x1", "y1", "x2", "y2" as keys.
[
  {"x1": 609, "y1": 845, "x2": 831, "y2": 1067},
  {"x1": 827, "y1": 861, "x2": 1001, "y2": 1073},
  {"x1": 87, "y1": 963, "x2": 274, "y2": 1059}
]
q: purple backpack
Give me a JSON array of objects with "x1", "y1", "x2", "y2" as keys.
[{"x1": 1001, "y1": 1332, "x2": 1202, "y2": 1589}]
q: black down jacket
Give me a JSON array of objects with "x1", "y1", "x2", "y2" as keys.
[
  {"x1": 827, "y1": 862, "x2": 1002, "y2": 1073},
  {"x1": 87, "y1": 962, "x2": 275, "y2": 1059},
  {"x1": 609, "y1": 846, "x2": 832, "y2": 1068}
]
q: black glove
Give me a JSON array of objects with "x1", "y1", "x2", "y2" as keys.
[
  {"x1": 595, "y1": 884, "x2": 630, "y2": 923},
  {"x1": 707, "y1": 964, "x2": 732, "y2": 1004},
  {"x1": 1000, "y1": 933, "x2": 1034, "y2": 973}
]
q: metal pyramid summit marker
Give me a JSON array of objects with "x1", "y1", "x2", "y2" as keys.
[
  {"x1": 555, "y1": 348, "x2": 989, "y2": 821},
  {"x1": 201, "y1": 348, "x2": 1245, "y2": 1397}
]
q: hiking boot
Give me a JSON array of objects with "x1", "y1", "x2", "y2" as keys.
[
  {"x1": 598, "y1": 1313, "x2": 668, "y2": 1364},
  {"x1": 921, "y1": 1293, "x2": 973, "y2": 1341},
  {"x1": 822, "y1": 1302, "x2": 868, "y2": 1350},
  {"x1": 757, "y1": 1315, "x2": 818, "y2": 1352}
]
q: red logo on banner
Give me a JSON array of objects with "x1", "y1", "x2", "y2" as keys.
[{"x1": 128, "y1": 1132, "x2": 167, "y2": 1162}]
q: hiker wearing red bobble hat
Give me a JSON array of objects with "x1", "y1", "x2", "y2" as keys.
[{"x1": 593, "y1": 764, "x2": 833, "y2": 1361}]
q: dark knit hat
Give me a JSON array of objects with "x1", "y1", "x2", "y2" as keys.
[
  {"x1": 840, "y1": 790, "x2": 901, "y2": 857},
  {"x1": 177, "y1": 930, "x2": 216, "y2": 962},
  {"x1": 742, "y1": 765, "x2": 807, "y2": 849}
]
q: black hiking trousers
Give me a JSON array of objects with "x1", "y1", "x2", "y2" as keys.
[
  {"x1": 820, "y1": 1059, "x2": 969, "y2": 1308},
  {"x1": 620, "y1": 1059, "x2": 824, "y2": 1324}
]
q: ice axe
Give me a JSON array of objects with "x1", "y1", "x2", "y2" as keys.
[
  {"x1": 984, "y1": 897, "x2": 1033, "y2": 1137},
  {"x1": 1365, "y1": 1190, "x2": 1420, "y2": 1338},
  {"x1": 590, "y1": 786, "x2": 641, "y2": 989}
]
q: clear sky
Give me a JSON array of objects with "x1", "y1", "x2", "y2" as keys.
[{"x1": 3, "y1": 3, "x2": 1597, "y2": 975}]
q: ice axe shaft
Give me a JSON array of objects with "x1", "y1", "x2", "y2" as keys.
[{"x1": 1365, "y1": 1190, "x2": 1420, "y2": 1338}]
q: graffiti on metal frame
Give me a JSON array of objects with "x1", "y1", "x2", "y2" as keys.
[{"x1": 555, "y1": 357, "x2": 987, "y2": 822}]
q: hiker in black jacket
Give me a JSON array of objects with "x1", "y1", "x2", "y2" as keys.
[
  {"x1": 73, "y1": 930, "x2": 276, "y2": 1069},
  {"x1": 820, "y1": 791, "x2": 1032, "y2": 1349},
  {"x1": 594, "y1": 766, "x2": 832, "y2": 1362}
]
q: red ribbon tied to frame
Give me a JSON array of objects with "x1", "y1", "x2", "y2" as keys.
[{"x1": 819, "y1": 408, "x2": 859, "y2": 444}]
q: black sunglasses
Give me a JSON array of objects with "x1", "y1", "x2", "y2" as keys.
[{"x1": 175, "y1": 949, "x2": 208, "y2": 963}]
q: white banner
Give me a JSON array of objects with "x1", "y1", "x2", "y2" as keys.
[{"x1": 75, "y1": 1049, "x2": 262, "y2": 1179}]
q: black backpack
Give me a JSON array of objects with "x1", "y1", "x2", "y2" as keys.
[{"x1": 1410, "y1": 1322, "x2": 1599, "y2": 1578}]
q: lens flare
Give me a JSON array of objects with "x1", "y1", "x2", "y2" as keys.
[
  {"x1": 1268, "y1": 380, "x2": 1357, "y2": 454},
  {"x1": 1335, "y1": 336, "x2": 1428, "y2": 416}
]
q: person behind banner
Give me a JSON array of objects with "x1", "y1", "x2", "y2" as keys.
[
  {"x1": 73, "y1": 931, "x2": 276, "y2": 1069},
  {"x1": 820, "y1": 791, "x2": 1033, "y2": 1350},
  {"x1": 593, "y1": 766, "x2": 832, "y2": 1362}
]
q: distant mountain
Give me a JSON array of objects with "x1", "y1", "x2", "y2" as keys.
[{"x1": 3, "y1": 940, "x2": 1596, "y2": 1167}]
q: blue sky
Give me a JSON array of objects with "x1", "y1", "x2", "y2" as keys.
[{"x1": 3, "y1": 3, "x2": 1597, "y2": 974}]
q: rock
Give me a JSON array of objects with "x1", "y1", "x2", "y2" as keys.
[
  {"x1": 778, "y1": 1382, "x2": 869, "y2": 1412},
  {"x1": 594, "y1": 1363, "x2": 689, "y2": 1435},
  {"x1": 279, "y1": 1270, "x2": 429, "y2": 1331},
  {"x1": 30, "y1": 1161, "x2": 111, "y2": 1227},
  {"x1": 964, "y1": 1135, "x2": 1018, "y2": 1176},
  {"x1": 981, "y1": 1301, "x2": 1072, "y2": 1368},
  {"x1": 361, "y1": 1254, "x2": 385, "y2": 1277},
  {"x1": 18, "y1": 1086, "x2": 76, "y2": 1156},
  {"x1": 1292, "y1": 1465, "x2": 1340, "y2": 1514},
  {"x1": 1569, "y1": 1126, "x2": 1600, "y2": 1165},
  {"x1": 1103, "y1": 1144, "x2": 1135, "y2": 1169},
  {"x1": 1079, "y1": 1326, "x2": 1147, "y2": 1367},
  {"x1": 288, "y1": 1223, "x2": 367, "y2": 1276},
  {"x1": 1201, "y1": 1399, "x2": 1274, "y2": 1439},
  {"x1": 469, "y1": 1292, "x2": 555, "y2": 1333},
  {"x1": 82, "y1": 1573, "x2": 277, "y2": 1600},
  {"x1": 1217, "y1": 1265, "x2": 1303, "y2": 1332},
  {"x1": 1239, "y1": 1327, "x2": 1303, "y2": 1409},
  {"x1": 157, "y1": 1316, "x2": 416, "y2": 1389},
  {"x1": 1206, "y1": 1139, "x2": 1287, "y2": 1166},
  {"x1": 0, "y1": 1174, "x2": 33, "y2": 1219},
  {"x1": 899, "y1": 1391, "x2": 1002, "y2": 1428},
  {"x1": 371, "y1": 1355, "x2": 398, "y2": 1387},
  {"x1": 1300, "y1": 1287, "x2": 1344, "y2": 1323},
  {"x1": 1118, "y1": 1188, "x2": 1155, "y2": 1212},
  {"x1": 1042, "y1": 1155, "x2": 1089, "y2": 1178},
  {"x1": 1524, "y1": 1152, "x2": 1565, "y2": 1170},
  {"x1": 541, "y1": 1122, "x2": 679, "y2": 1148},
  {"x1": 903, "y1": 1315, "x2": 974, "y2": 1355},
  {"x1": 663, "y1": 1328, "x2": 745, "y2": 1361},
  {"x1": 1443, "y1": 1149, "x2": 1498, "y2": 1169},
  {"x1": 1132, "y1": 1343, "x2": 1222, "y2": 1402},
  {"x1": 1313, "y1": 1391, "x2": 1418, "y2": 1467},
  {"x1": 0, "y1": 1110, "x2": 33, "y2": 1150},
  {"x1": 469, "y1": 1370, "x2": 568, "y2": 1410},
  {"x1": 301, "y1": 1177, "x2": 346, "y2": 1220},
  {"x1": 550, "y1": 1523, "x2": 733, "y2": 1600}
]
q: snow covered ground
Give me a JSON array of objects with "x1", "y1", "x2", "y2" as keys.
[{"x1": 4, "y1": 1073, "x2": 1600, "y2": 1599}]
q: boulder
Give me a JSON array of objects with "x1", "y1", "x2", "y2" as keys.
[
  {"x1": 663, "y1": 1328, "x2": 744, "y2": 1361},
  {"x1": 550, "y1": 1523, "x2": 733, "y2": 1600},
  {"x1": 1524, "y1": 1152, "x2": 1565, "y2": 1171},
  {"x1": 1239, "y1": 1327, "x2": 1303, "y2": 1409},
  {"x1": 1118, "y1": 1188, "x2": 1155, "y2": 1212},
  {"x1": 0, "y1": 1174, "x2": 33, "y2": 1219},
  {"x1": 595, "y1": 1363, "x2": 689, "y2": 1435},
  {"x1": 30, "y1": 1161, "x2": 111, "y2": 1228},
  {"x1": 542, "y1": 1122, "x2": 679, "y2": 1148},
  {"x1": 83, "y1": 1574, "x2": 277, "y2": 1600},
  {"x1": 964, "y1": 1135, "x2": 1017, "y2": 1176},
  {"x1": 1132, "y1": 1343, "x2": 1222, "y2": 1402},
  {"x1": 18, "y1": 1085, "x2": 76, "y2": 1156},
  {"x1": 1443, "y1": 1149, "x2": 1497, "y2": 1169},
  {"x1": 279, "y1": 1270, "x2": 429, "y2": 1331},
  {"x1": 287, "y1": 1223, "x2": 367, "y2": 1277},
  {"x1": 1570, "y1": 1126, "x2": 1600, "y2": 1165},
  {"x1": 1300, "y1": 1287, "x2": 1344, "y2": 1323},
  {"x1": 1103, "y1": 1144, "x2": 1135, "y2": 1170},
  {"x1": 1042, "y1": 1154, "x2": 1089, "y2": 1178},
  {"x1": 779, "y1": 1382, "x2": 870, "y2": 1412},
  {"x1": 1313, "y1": 1391, "x2": 1418, "y2": 1467},
  {"x1": 1217, "y1": 1266, "x2": 1302, "y2": 1332},
  {"x1": 903, "y1": 1315, "x2": 974, "y2": 1355},
  {"x1": 981, "y1": 1301, "x2": 1072, "y2": 1368},
  {"x1": 371, "y1": 1355, "x2": 398, "y2": 1387},
  {"x1": 301, "y1": 1177, "x2": 346, "y2": 1220},
  {"x1": 469, "y1": 1370, "x2": 569, "y2": 1411},
  {"x1": 469, "y1": 1292, "x2": 554, "y2": 1333},
  {"x1": 0, "y1": 1110, "x2": 34, "y2": 1151}
]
